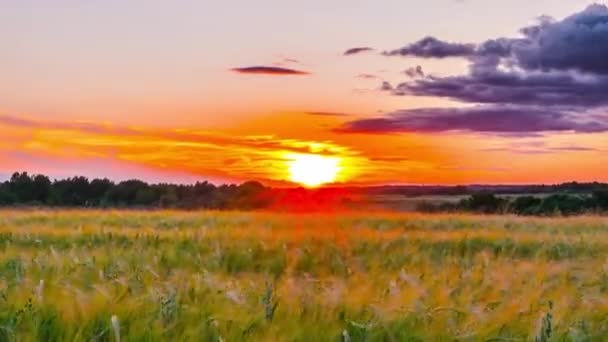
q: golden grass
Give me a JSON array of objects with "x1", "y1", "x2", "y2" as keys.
[{"x1": 0, "y1": 209, "x2": 607, "y2": 340}]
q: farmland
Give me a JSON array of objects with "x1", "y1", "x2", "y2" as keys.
[{"x1": 1, "y1": 210, "x2": 608, "y2": 340}]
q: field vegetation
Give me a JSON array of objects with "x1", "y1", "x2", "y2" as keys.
[{"x1": 0, "y1": 210, "x2": 607, "y2": 340}]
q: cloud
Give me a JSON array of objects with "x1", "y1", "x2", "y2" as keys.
[
  {"x1": 355, "y1": 73, "x2": 378, "y2": 79},
  {"x1": 352, "y1": 4, "x2": 608, "y2": 135},
  {"x1": 337, "y1": 105, "x2": 608, "y2": 134},
  {"x1": 0, "y1": 115, "x2": 137, "y2": 135},
  {"x1": 380, "y1": 81, "x2": 393, "y2": 91},
  {"x1": 343, "y1": 47, "x2": 374, "y2": 55},
  {"x1": 403, "y1": 65, "x2": 425, "y2": 78},
  {"x1": 391, "y1": 71, "x2": 608, "y2": 107},
  {"x1": 383, "y1": 36, "x2": 475, "y2": 58},
  {"x1": 230, "y1": 66, "x2": 310, "y2": 75},
  {"x1": 384, "y1": 5, "x2": 608, "y2": 68},
  {"x1": 272, "y1": 56, "x2": 302, "y2": 67},
  {"x1": 0, "y1": 115, "x2": 364, "y2": 184},
  {"x1": 384, "y1": 5, "x2": 608, "y2": 104},
  {"x1": 514, "y1": 6, "x2": 608, "y2": 75},
  {"x1": 480, "y1": 145, "x2": 599, "y2": 155},
  {"x1": 282, "y1": 58, "x2": 300, "y2": 64}
]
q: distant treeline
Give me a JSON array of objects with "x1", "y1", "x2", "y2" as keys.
[
  {"x1": 363, "y1": 182, "x2": 608, "y2": 197},
  {"x1": 417, "y1": 192, "x2": 608, "y2": 216},
  {"x1": 2, "y1": 171, "x2": 608, "y2": 214},
  {"x1": 0, "y1": 172, "x2": 273, "y2": 209},
  {"x1": 0, "y1": 171, "x2": 356, "y2": 210}
]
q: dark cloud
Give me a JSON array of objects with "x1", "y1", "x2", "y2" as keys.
[
  {"x1": 357, "y1": 4, "x2": 608, "y2": 135},
  {"x1": 391, "y1": 71, "x2": 608, "y2": 107},
  {"x1": 383, "y1": 36, "x2": 475, "y2": 58},
  {"x1": 230, "y1": 66, "x2": 310, "y2": 75},
  {"x1": 337, "y1": 105, "x2": 608, "y2": 134},
  {"x1": 380, "y1": 81, "x2": 393, "y2": 91},
  {"x1": 343, "y1": 47, "x2": 374, "y2": 55},
  {"x1": 403, "y1": 65, "x2": 425, "y2": 78},
  {"x1": 384, "y1": 5, "x2": 608, "y2": 104},
  {"x1": 514, "y1": 5, "x2": 608, "y2": 75}
]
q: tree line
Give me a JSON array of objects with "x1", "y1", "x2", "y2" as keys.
[
  {"x1": 2, "y1": 171, "x2": 608, "y2": 214},
  {"x1": 417, "y1": 192, "x2": 608, "y2": 216},
  {"x1": 0, "y1": 172, "x2": 272, "y2": 209}
]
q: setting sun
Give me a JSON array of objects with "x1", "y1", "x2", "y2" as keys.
[{"x1": 287, "y1": 154, "x2": 341, "y2": 187}]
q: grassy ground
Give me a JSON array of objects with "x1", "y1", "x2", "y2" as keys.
[{"x1": 0, "y1": 210, "x2": 607, "y2": 340}]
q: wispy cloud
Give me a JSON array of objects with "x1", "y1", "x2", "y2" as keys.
[
  {"x1": 343, "y1": 47, "x2": 374, "y2": 55},
  {"x1": 337, "y1": 106, "x2": 608, "y2": 134},
  {"x1": 355, "y1": 73, "x2": 378, "y2": 80},
  {"x1": 383, "y1": 37, "x2": 475, "y2": 58},
  {"x1": 230, "y1": 66, "x2": 310, "y2": 75},
  {"x1": 0, "y1": 115, "x2": 361, "y2": 184},
  {"x1": 480, "y1": 145, "x2": 599, "y2": 155},
  {"x1": 403, "y1": 66, "x2": 425, "y2": 78}
]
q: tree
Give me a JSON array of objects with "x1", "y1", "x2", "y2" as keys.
[
  {"x1": 510, "y1": 196, "x2": 542, "y2": 215},
  {"x1": 50, "y1": 176, "x2": 90, "y2": 205},
  {"x1": 593, "y1": 190, "x2": 608, "y2": 210},
  {"x1": 461, "y1": 193, "x2": 507, "y2": 214},
  {"x1": 0, "y1": 182, "x2": 16, "y2": 205},
  {"x1": 89, "y1": 178, "x2": 114, "y2": 206}
]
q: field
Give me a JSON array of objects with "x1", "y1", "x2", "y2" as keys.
[{"x1": 1, "y1": 210, "x2": 608, "y2": 340}]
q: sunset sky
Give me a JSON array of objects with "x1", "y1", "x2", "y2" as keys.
[{"x1": 2, "y1": 0, "x2": 607, "y2": 185}]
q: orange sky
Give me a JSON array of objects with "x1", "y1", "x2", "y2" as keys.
[{"x1": 1, "y1": 113, "x2": 606, "y2": 185}]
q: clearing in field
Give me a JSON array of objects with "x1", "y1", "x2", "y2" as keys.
[{"x1": 0, "y1": 210, "x2": 607, "y2": 340}]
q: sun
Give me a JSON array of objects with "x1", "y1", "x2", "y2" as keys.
[{"x1": 287, "y1": 154, "x2": 341, "y2": 187}]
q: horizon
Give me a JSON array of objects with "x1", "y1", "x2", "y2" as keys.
[
  {"x1": 1, "y1": 170, "x2": 606, "y2": 189},
  {"x1": 2, "y1": 1, "x2": 608, "y2": 185}
]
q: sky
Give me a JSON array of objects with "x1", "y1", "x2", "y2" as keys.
[{"x1": 1, "y1": 0, "x2": 607, "y2": 185}]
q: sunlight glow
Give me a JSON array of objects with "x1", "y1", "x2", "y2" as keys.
[{"x1": 287, "y1": 154, "x2": 341, "y2": 187}]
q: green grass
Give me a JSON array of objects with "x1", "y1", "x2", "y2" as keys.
[{"x1": 0, "y1": 209, "x2": 607, "y2": 340}]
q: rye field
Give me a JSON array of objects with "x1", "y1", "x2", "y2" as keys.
[{"x1": 0, "y1": 210, "x2": 608, "y2": 341}]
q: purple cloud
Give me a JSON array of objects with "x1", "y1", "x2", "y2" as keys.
[
  {"x1": 343, "y1": 47, "x2": 374, "y2": 55},
  {"x1": 383, "y1": 36, "x2": 475, "y2": 58},
  {"x1": 337, "y1": 105, "x2": 608, "y2": 134},
  {"x1": 403, "y1": 65, "x2": 425, "y2": 78},
  {"x1": 230, "y1": 66, "x2": 310, "y2": 75},
  {"x1": 351, "y1": 4, "x2": 608, "y2": 135},
  {"x1": 384, "y1": 5, "x2": 608, "y2": 105},
  {"x1": 391, "y1": 71, "x2": 608, "y2": 107}
]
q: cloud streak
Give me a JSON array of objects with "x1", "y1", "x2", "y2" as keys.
[
  {"x1": 343, "y1": 47, "x2": 374, "y2": 55},
  {"x1": 337, "y1": 105, "x2": 608, "y2": 134},
  {"x1": 0, "y1": 115, "x2": 362, "y2": 184},
  {"x1": 383, "y1": 36, "x2": 475, "y2": 58},
  {"x1": 230, "y1": 66, "x2": 310, "y2": 75}
]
